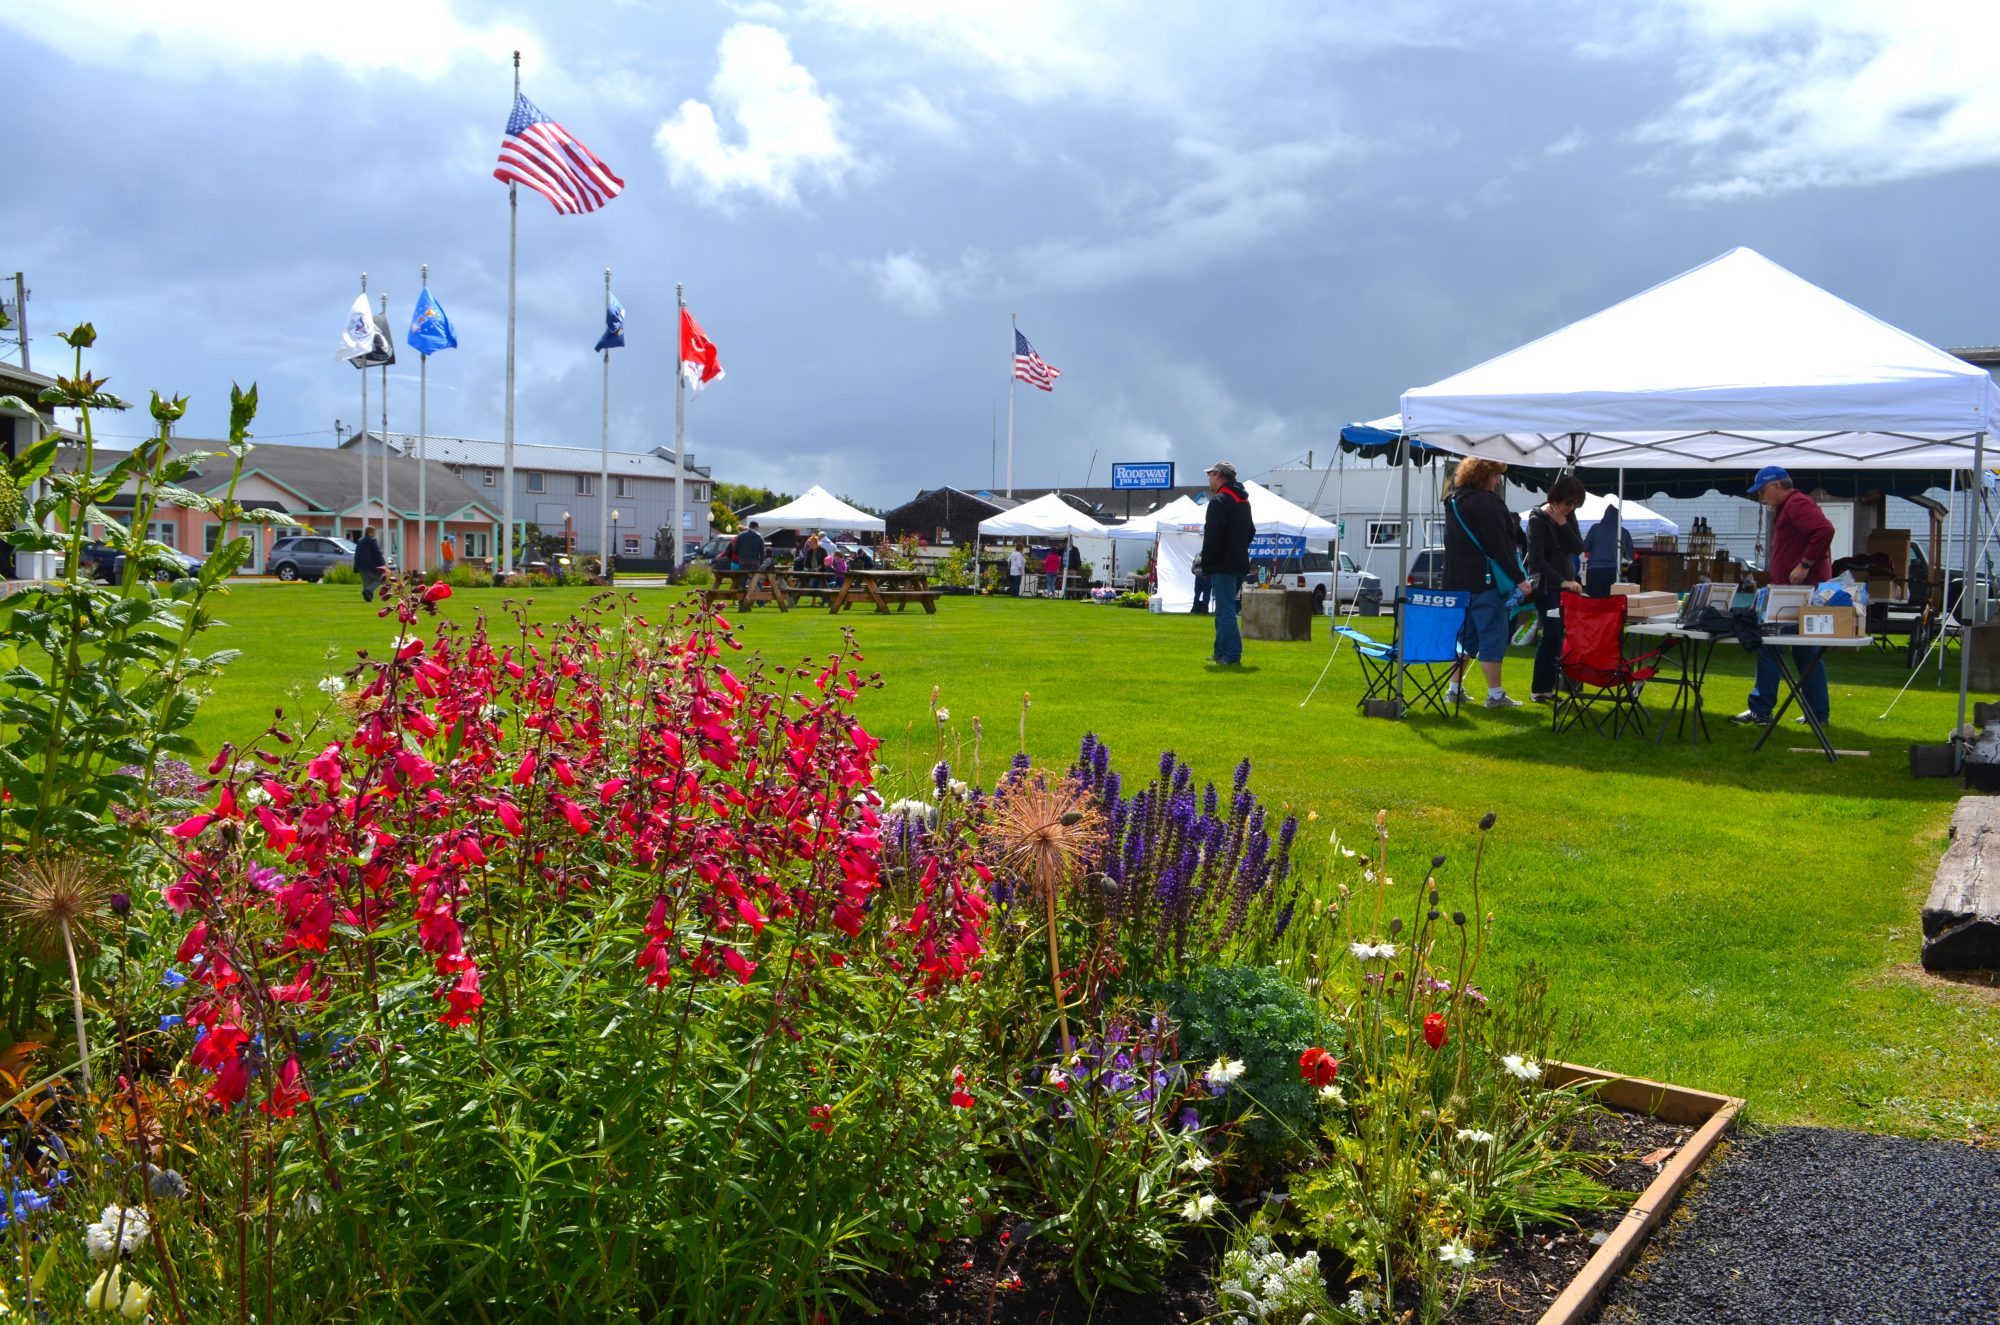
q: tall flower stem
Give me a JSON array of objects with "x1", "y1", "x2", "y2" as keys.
[
  {"x1": 58, "y1": 917, "x2": 90, "y2": 1089},
  {"x1": 1043, "y1": 865, "x2": 1070, "y2": 1052}
]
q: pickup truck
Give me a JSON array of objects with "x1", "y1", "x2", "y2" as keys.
[{"x1": 1251, "y1": 550, "x2": 1381, "y2": 611}]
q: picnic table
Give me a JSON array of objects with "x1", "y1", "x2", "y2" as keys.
[
  {"x1": 701, "y1": 566, "x2": 789, "y2": 611},
  {"x1": 773, "y1": 568, "x2": 841, "y2": 607},
  {"x1": 827, "y1": 568, "x2": 940, "y2": 615}
]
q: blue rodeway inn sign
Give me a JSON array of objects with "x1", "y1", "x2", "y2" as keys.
[{"x1": 1111, "y1": 462, "x2": 1176, "y2": 490}]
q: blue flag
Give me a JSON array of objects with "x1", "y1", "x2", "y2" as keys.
[
  {"x1": 407, "y1": 286, "x2": 458, "y2": 356},
  {"x1": 595, "y1": 294, "x2": 626, "y2": 352}
]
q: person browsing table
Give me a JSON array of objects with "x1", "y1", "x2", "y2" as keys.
[
  {"x1": 1443, "y1": 458, "x2": 1533, "y2": 709},
  {"x1": 1525, "y1": 475, "x2": 1586, "y2": 703},
  {"x1": 1731, "y1": 466, "x2": 1835, "y2": 729}
]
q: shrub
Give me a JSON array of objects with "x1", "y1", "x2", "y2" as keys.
[
  {"x1": 1155, "y1": 964, "x2": 1332, "y2": 1162},
  {"x1": 320, "y1": 563, "x2": 360, "y2": 584},
  {"x1": 1214, "y1": 1224, "x2": 1334, "y2": 1325},
  {"x1": 445, "y1": 563, "x2": 494, "y2": 588},
  {"x1": 680, "y1": 562, "x2": 714, "y2": 588}
]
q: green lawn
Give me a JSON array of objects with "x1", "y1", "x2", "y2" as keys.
[{"x1": 187, "y1": 584, "x2": 2000, "y2": 1137}]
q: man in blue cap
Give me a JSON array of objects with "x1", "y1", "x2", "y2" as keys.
[{"x1": 1731, "y1": 466, "x2": 1835, "y2": 728}]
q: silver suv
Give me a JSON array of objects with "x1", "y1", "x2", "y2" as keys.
[{"x1": 268, "y1": 536, "x2": 358, "y2": 582}]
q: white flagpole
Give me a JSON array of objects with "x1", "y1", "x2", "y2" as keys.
[
  {"x1": 379, "y1": 292, "x2": 392, "y2": 567},
  {"x1": 1006, "y1": 312, "x2": 1017, "y2": 498},
  {"x1": 501, "y1": 50, "x2": 521, "y2": 574},
  {"x1": 673, "y1": 281, "x2": 686, "y2": 573},
  {"x1": 600, "y1": 267, "x2": 611, "y2": 577},
  {"x1": 418, "y1": 263, "x2": 430, "y2": 574},
  {"x1": 358, "y1": 272, "x2": 369, "y2": 539}
]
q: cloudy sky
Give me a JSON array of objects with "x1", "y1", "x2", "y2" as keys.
[{"x1": 8, "y1": 0, "x2": 1999, "y2": 507}]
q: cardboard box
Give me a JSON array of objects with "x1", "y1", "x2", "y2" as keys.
[
  {"x1": 1610, "y1": 582, "x2": 1642, "y2": 596},
  {"x1": 1799, "y1": 605, "x2": 1860, "y2": 637},
  {"x1": 1621, "y1": 591, "x2": 1680, "y2": 619}
]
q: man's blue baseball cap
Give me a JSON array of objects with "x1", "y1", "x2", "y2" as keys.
[{"x1": 1748, "y1": 465, "x2": 1791, "y2": 495}]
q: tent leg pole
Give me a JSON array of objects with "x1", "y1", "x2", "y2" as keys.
[
  {"x1": 1959, "y1": 433, "x2": 1985, "y2": 759},
  {"x1": 1395, "y1": 437, "x2": 1411, "y2": 714}
]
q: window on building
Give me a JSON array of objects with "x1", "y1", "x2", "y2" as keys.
[
  {"x1": 615, "y1": 476, "x2": 634, "y2": 498},
  {"x1": 481, "y1": 468, "x2": 496, "y2": 487},
  {"x1": 691, "y1": 484, "x2": 707, "y2": 503},
  {"x1": 622, "y1": 534, "x2": 641, "y2": 555},
  {"x1": 205, "y1": 524, "x2": 223, "y2": 554},
  {"x1": 1365, "y1": 520, "x2": 1403, "y2": 548},
  {"x1": 462, "y1": 531, "x2": 489, "y2": 558},
  {"x1": 147, "y1": 520, "x2": 177, "y2": 549},
  {"x1": 1426, "y1": 519, "x2": 1446, "y2": 548},
  {"x1": 525, "y1": 472, "x2": 544, "y2": 493},
  {"x1": 576, "y1": 475, "x2": 594, "y2": 496}
]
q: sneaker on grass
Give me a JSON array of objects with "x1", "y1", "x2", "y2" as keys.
[
  {"x1": 1728, "y1": 710, "x2": 1771, "y2": 727},
  {"x1": 1484, "y1": 692, "x2": 1522, "y2": 709}
]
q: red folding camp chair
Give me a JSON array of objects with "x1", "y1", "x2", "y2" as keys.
[{"x1": 1552, "y1": 592, "x2": 1665, "y2": 739}]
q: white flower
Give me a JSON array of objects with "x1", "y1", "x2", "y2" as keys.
[
  {"x1": 1178, "y1": 1150, "x2": 1213, "y2": 1173},
  {"x1": 1455, "y1": 1128, "x2": 1496, "y2": 1145},
  {"x1": 316, "y1": 675, "x2": 347, "y2": 697},
  {"x1": 1438, "y1": 1238, "x2": 1475, "y2": 1269},
  {"x1": 1319, "y1": 1084, "x2": 1345, "y2": 1104},
  {"x1": 884, "y1": 798, "x2": 936, "y2": 827},
  {"x1": 1349, "y1": 941, "x2": 1398, "y2": 961},
  {"x1": 1501, "y1": 1054, "x2": 1542, "y2": 1082},
  {"x1": 934, "y1": 706, "x2": 950, "y2": 722},
  {"x1": 1207, "y1": 1057, "x2": 1247, "y2": 1084},
  {"x1": 242, "y1": 783, "x2": 271, "y2": 808},
  {"x1": 1346, "y1": 1287, "x2": 1382, "y2": 1313},
  {"x1": 1179, "y1": 1193, "x2": 1219, "y2": 1222},
  {"x1": 946, "y1": 778, "x2": 970, "y2": 799},
  {"x1": 85, "y1": 1205, "x2": 150, "y2": 1263}
]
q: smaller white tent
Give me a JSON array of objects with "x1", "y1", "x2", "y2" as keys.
[
  {"x1": 751, "y1": 484, "x2": 885, "y2": 532},
  {"x1": 1146, "y1": 481, "x2": 1341, "y2": 613},
  {"x1": 1520, "y1": 493, "x2": 1678, "y2": 539},
  {"x1": 976, "y1": 493, "x2": 1110, "y2": 539},
  {"x1": 1106, "y1": 495, "x2": 1204, "y2": 540}
]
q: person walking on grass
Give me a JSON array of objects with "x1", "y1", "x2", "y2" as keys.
[
  {"x1": 353, "y1": 528, "x2": 386, "y2": 603},
  {"x1": 1443, "y1": 457, "x2": 1533, "y2": 709},
  {"x1": 1201, "y1": 461, "x2": 1255, "y2": 666},
  {"x1": 1526, "y1": 474, "x2": 1586, "y2": 703},
  {"x1": 1732, "y1": 466, "x2": 1834, "y2": 730},
  {"x1": 1007, "y1": 542, "x2": 1025, "y2": 597}
]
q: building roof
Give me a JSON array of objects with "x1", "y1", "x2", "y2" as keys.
[
  {"x1": 882, "y1": 486, "x2": 1015, "y2": 518},
  {"x1": 74, "y1": 439, "x2": 499, "y2": 523},
  {"x1": 344, "y1": 430, "x2": 709, "y2": 479},
  {"x1": 1951, "y1": 347, "x2": 2000, "y2": 367},
  {"x1": 964, "y1": 484, "x2": 1211, "y2": 515}
]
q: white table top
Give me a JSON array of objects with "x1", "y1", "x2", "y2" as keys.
[{"x1": 1546, "y1": 608, "x2": 1873, "y2": 647}]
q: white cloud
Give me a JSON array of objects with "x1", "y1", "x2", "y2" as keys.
[
  {"x1": 1626, "y1": 0, "x2": 2000, "y2": 197},
  {"x1": 865, "y1": 253, "x2": 945, "y2": 315},
  {"x1": 1544, "y1": 128, "x2": 1588, "y2": 156},
  {"x1": 2, "y1": 0, "x2": 536, "y2": 79},
  {"x1": 878, "y1": 87, "x2": 962, "y2": 143},
  {"x1": 655, "y1": 23, "x2": 855, "y2": 207}
]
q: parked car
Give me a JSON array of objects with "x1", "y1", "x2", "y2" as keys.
[
  {"x1": 1401, "y1": 548, "x2": 1447, "y2": 591},
  {"x1": 78, "y1": 541, "x2": 124, "y2": 582},
  {"x1": 268, "y1": 536, "x2": 359, "y2": 582},
  {"x1": 113, "y1": 547, "x2": 205, "y2": 583},
  {"x1": 1252, "y1": 550, "x2": 1382, "y2": 610}
]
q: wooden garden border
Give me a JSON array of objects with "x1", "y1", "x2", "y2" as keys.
[{"x1": 1532, "y1": 1061, "x2": 1744, "y2": 1325}]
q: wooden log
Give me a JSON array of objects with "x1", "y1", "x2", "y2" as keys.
[{"x1": 1922, "y1": 796, "x2": 2000, "y2": 971}]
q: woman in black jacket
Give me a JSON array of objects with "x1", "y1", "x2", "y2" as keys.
[
  {"x1": 1443, "y1": 457, "x2": 1533, "y2": 708},
  {"x1": 1525, "y1": 474, "x2": 1586, "y2": 703}
]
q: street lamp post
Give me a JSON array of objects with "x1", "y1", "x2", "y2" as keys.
[
  {"x1": 563, "y1": 511, "x2": 573, "y2": 567},
  {"x1": 609, "y1": 509, "x2": 621, "y2": 583}
]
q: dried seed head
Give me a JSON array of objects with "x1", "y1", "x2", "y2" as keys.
[
  {"x1": 1428, "y1": 908, "x2": 1441, "y2": 922},
  {"x1": 1479, "y1": 811, "x2": 1497, "y2": 832},
  {"x1": 1431, "y1": 854, "x2": 1446, "y2": 870},
  {"x1": 1452, "y1": 910, "x2": 1467, "y2": 927},
  {"x1": 0, "y1": 855, "x2": 116, "y2": 960},
  {"x1": 1388, "y1": 916, "x2": 1404, "y2": 935}
]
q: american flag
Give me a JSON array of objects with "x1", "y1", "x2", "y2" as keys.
[
  {"x1": 494, "y1": 93, "x2": 624, "y2": 215},
  {"x1": 1014, "y1": 329, "x2": 1062, "y2": 392}
]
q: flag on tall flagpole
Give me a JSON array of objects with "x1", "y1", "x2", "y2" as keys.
[
  {"x1": 407, "y1": 286, "x2": 458, "y2": 355},
  {"x1": 680, "y1": 307, "x2": 723, "y2": 393},
  {"x1": 339, "y1": 294, "x2": 375, "y2": 363},
  {"x1": 1013, "y1": 329, "x2": 1061, "y2": 391},
  {"x1": 494, "y1": 93, "x2": 624, "y2": 215},
  {"x1": 595, "y1": 294, "x2": 626, "y2": 352}
]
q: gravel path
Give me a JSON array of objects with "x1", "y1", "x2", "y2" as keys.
[{"x1": 1596, "y1": 1127, "x2": 2000, "y2": 1325}]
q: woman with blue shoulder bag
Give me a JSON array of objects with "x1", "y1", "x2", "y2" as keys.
[{"x1": 1443, "y1": 457, "x2": 1536, "y2": 709}]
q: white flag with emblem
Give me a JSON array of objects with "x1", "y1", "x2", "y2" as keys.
[{"x1": 338, "y1": 293, "x2": 374, "y2": 363}]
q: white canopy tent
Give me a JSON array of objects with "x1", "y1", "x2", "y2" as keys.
[
  {"x1": 1131, "y1": 481, "x2": 1341, "y2": 613},
  {"x1": 1106, "y1": 495, "x2": 1204, "y2": 541},
  {"x1": 749, "y1": 484, "x2": 885, "y2": 533},
  {"x1": 1521, "y1": 493, "x2": 1678, "y2": 539},
  {"x1": 1399, "y1": 245, "x2": 1999, "y2": 738},
  {"x1": 976, "y1": 492, "x2": 1110, "y2": 540}
]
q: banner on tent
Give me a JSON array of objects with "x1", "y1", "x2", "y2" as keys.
[
  {"x1": 1249, "y1": 533, "x2": 1306, "y2": 557},
  {"x1": 1112, "y1": 462, "x2": 1176, "y2": 490}
]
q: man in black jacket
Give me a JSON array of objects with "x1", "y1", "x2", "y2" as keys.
[
  {"x1": 352, "y1": 528, "x2": 387, "y2": 602},
  {"x1": 1200, "y1": 461, "x2": 1256, "y2": 665}
]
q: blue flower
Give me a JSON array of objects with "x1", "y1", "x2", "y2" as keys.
[
  {"x1": 158, "y1": 970, "x2": 187, "y2": 989},
  {"x1": 158, "y1": 1015, "x2": 183, "y2": 1031}
]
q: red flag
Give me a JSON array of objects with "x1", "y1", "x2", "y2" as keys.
[{"x1": 680, "y1": 307, "x2": 724, "y2": 394}]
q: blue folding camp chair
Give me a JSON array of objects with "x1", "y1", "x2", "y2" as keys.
[{"x1": 1337, "y1": 589, "x2": 1469, "y2": 716}]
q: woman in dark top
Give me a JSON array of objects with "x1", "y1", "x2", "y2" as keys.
[
  {"x1": 1525, "y1": 474, "x2": 1586, "y2": 703},
  {"x1": 1443, "y1": 457, "x2": 1533, "y2": 709}
]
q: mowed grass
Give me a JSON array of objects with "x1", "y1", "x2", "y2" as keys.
[{"x1": 186, "y1": 584, "x2": 2000, "y2": 1137}]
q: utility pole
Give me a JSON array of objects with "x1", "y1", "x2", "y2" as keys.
[{"x1": 8, "y1": 273, "x2": 26, "y2": 370}]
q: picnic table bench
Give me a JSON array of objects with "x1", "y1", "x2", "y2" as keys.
[
  {"x1": 828, "y1": 568, "x2": 940, "y2": 615},
  {"x1": 701, "y1": 566, "x2": 789, "y2": 611},
  {"x1": 774, "y1": 568, "x2": 841, "y2": 607}
]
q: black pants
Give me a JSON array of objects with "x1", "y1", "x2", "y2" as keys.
[
  {"x1": 1005, "y1": 573, "x2": 1020, "y2": 597},
  {"x1": 1532, "y1": 591, "x2": 1565, "y2": 694},
  {"x1": 1585, "y1": 568, "x2": 1616, "y2": 598},
  {"x1": 1191, "y1": 574, "x2": 1211, "y2": 614},
  {"x1": 361, "y1": 569, "x2": 384, "y2": 602}
]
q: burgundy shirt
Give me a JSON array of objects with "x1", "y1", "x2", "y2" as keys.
[{"x1": 1771, "y1": 489, "x2": 1834, "y2": 584}]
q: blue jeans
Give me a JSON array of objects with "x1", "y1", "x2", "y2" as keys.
[
  {"x1": 1748, "y1": 645, "x2": 1828, "y2": 723},
  {"x1": 1191, "y1": 573, "x2": 1211, "y2": 614},
  {"x1": 1210, "y1": 574, "x2": 1244, "y2": 663}
]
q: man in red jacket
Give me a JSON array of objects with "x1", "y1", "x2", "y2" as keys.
[{"x1": 1732, "y1": 466, "x2": 1835, "y2": 728}]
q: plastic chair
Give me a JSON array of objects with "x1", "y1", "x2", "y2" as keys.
[
  {"x1": 1552, "y1": 592, "x2": 1663, "y2": 739},
  {"x1": 1339, "y1": 589, "x2": 1470, "y2": 716}
]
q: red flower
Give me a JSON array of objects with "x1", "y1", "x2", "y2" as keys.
[
  {"x1": 950, "y1": 1070, "x2": 975, "y2": 1108},
  {"x1": 1298, "y1": 1046, "x2": 1340, "y2": 1087},
  {"x1": 423, "y1": 582, "x2": 452, "y2": 603},
  {"x1": 808, "y1": 1104, "x2": 833, "y2": 1134},
  {"x1": 1423, "y1": 1013, "x2": 1449, "y2": 1049},
  {"x1": 261, "y1": 1054, "x2": 311, "y2": 1118}
]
